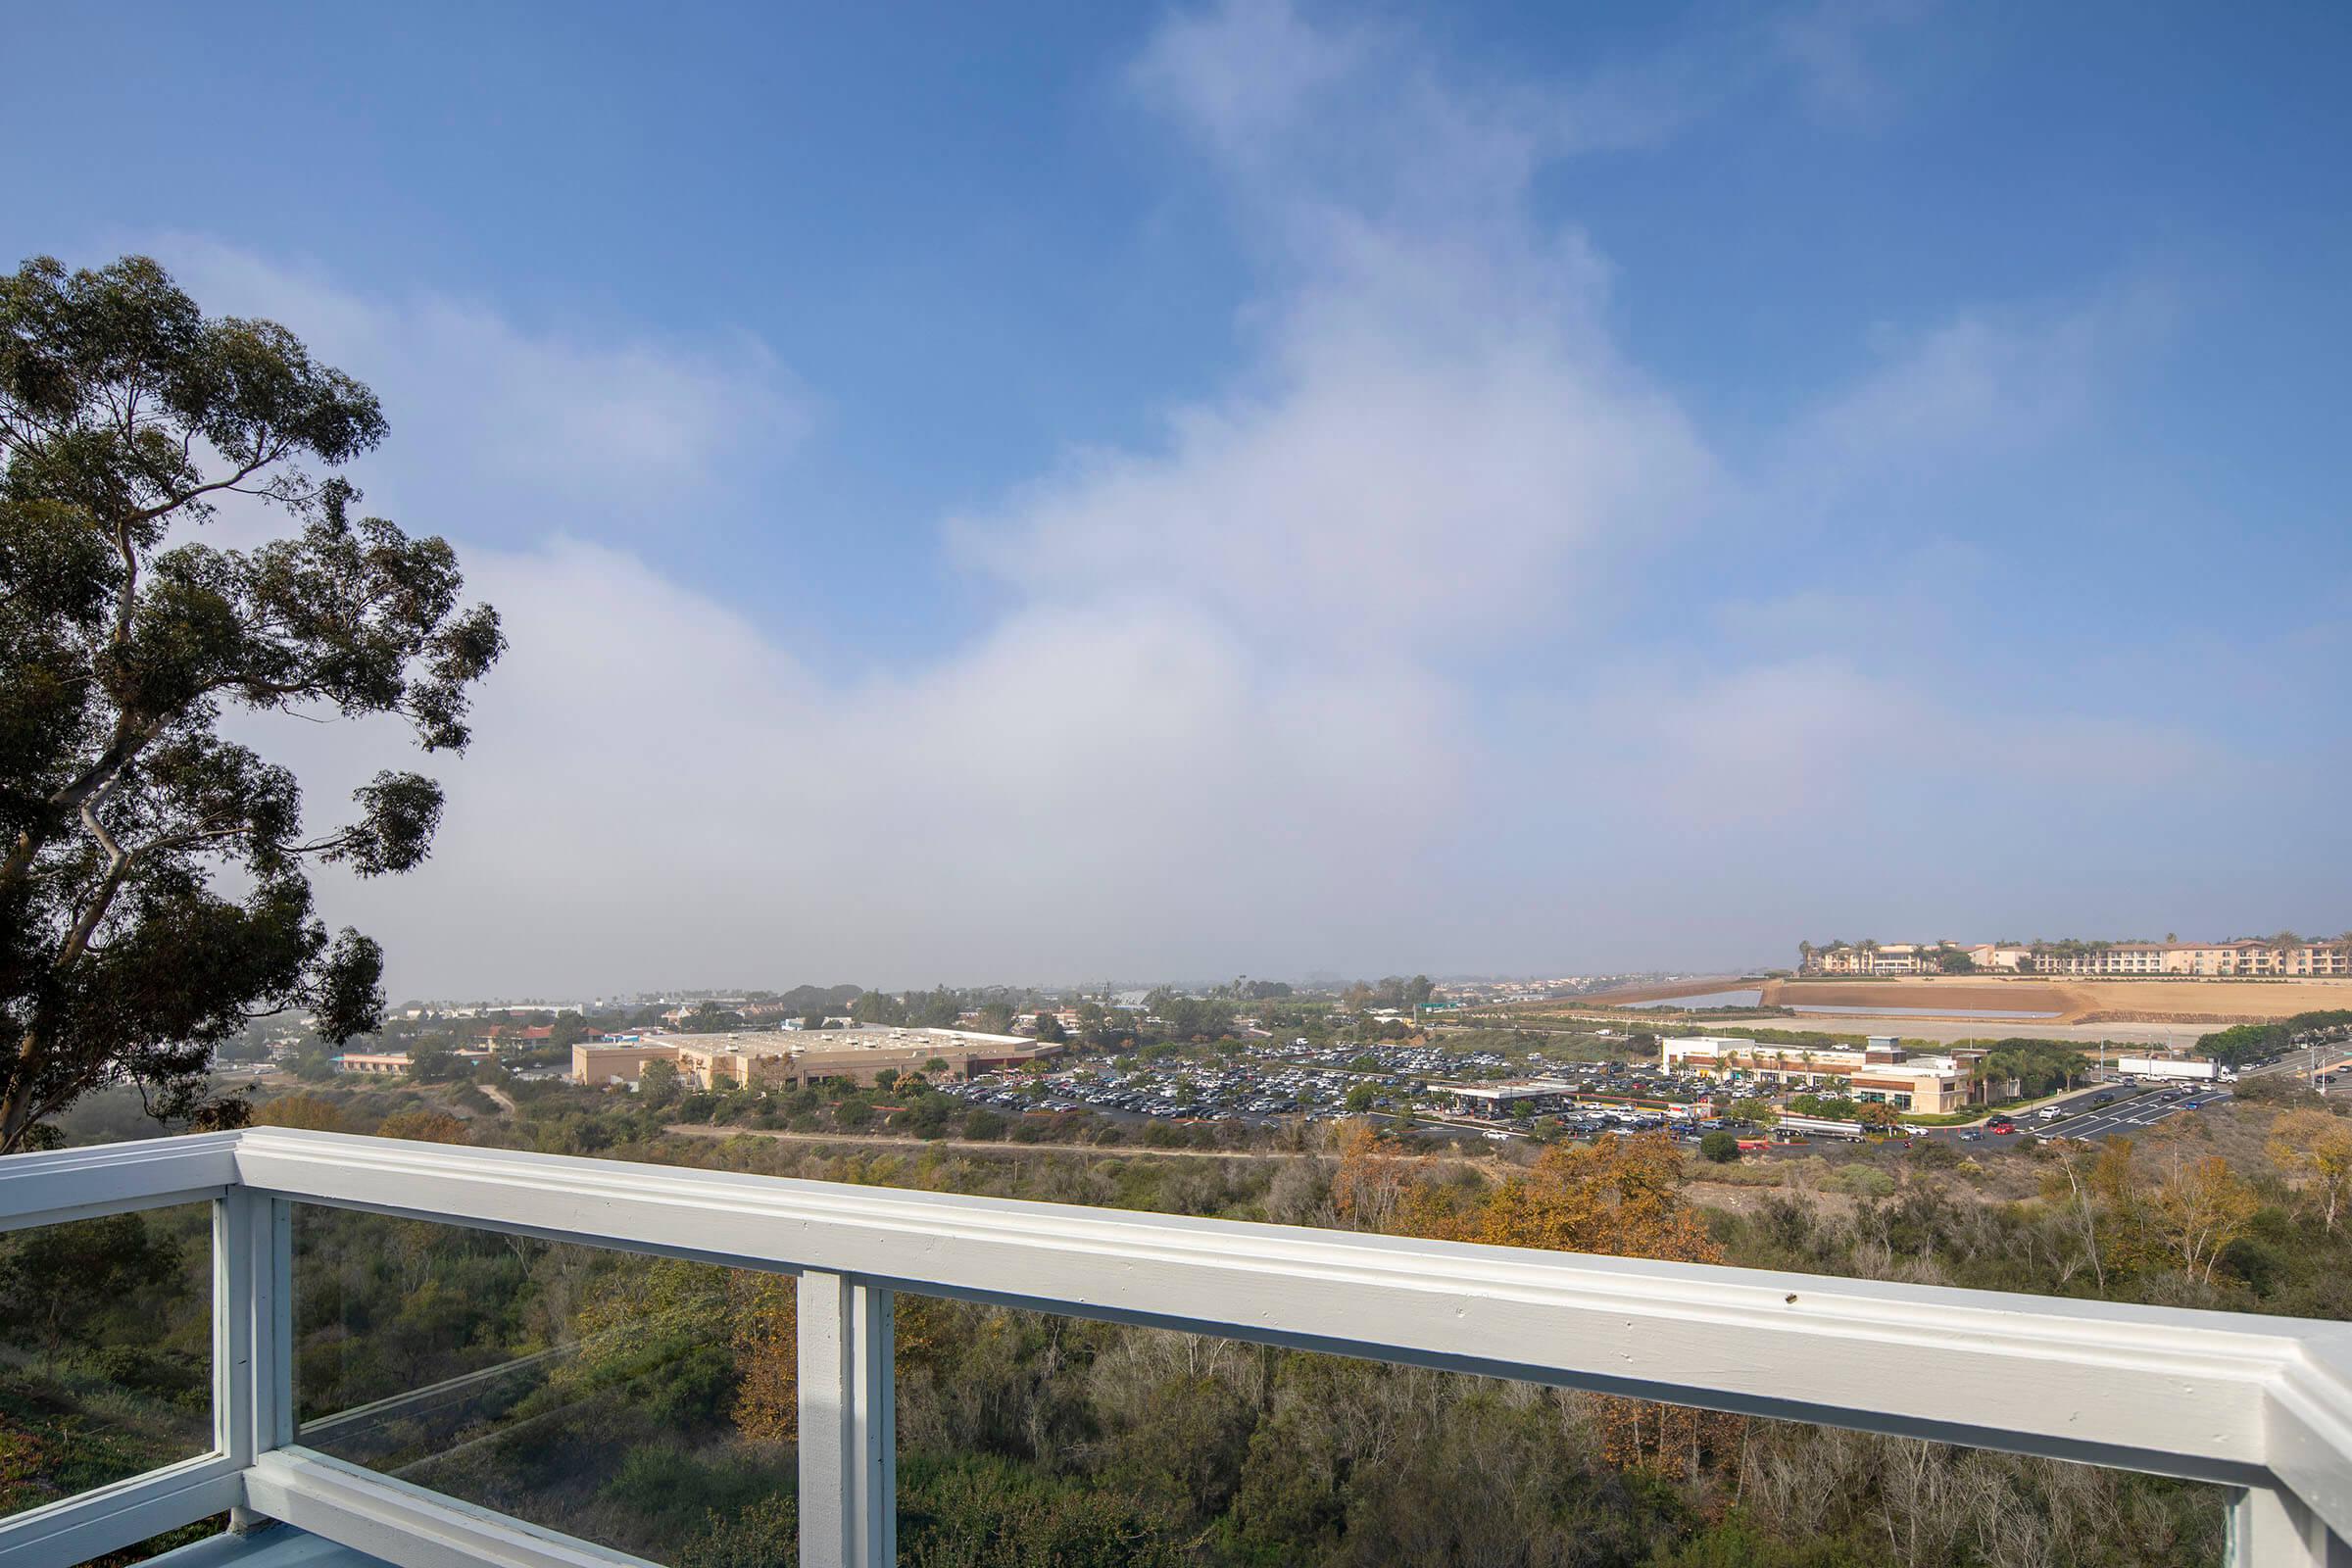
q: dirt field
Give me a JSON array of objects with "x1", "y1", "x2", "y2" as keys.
[
  {"x1": 1569, "y1": 975, "x2": 1759, "y2": 1005},
  {"x1": 1761, "y1": 975, "x2": 2352, "y2": 1026}
]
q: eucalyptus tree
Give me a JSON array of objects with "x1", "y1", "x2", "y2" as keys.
[{"x1": 0, "y1": 255, "x2": 502, "y2": 1151}]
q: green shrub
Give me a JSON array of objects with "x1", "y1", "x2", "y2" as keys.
[
  {"x1": 601, "y1": 1446, "x2": 771, "y2": 1538},
  {"x1": 898, "y1": 1454, "x2": 1184, "y2": 1568},
  {"x1": 678, "y1": 1493, "x2": 799, "y2": 1568},
  {"x1": 1698, "y1": 1131, "x2": 1740, "y2": 1163},
  {"x1": 1822, "y1": 1164, "x2": 1896, "y2": 1198}
]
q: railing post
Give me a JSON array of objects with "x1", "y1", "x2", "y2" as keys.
[
  {"x1": 2230, "y1": 1485, "x2": 2350, "y2": 1568},
  {"x1": 798, "y1": 1269, "x2": 895, "y2": 1568},
  {"x1": 217, "y1": 1190, "x2": 294, "y2": 1532}
]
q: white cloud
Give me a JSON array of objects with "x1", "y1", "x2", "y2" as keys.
[
  {"x1": 1760, "y1": 278, "x2": 2176, "y2": 530},
  {"x1": 155, "y1": 237, "x2": 808, "y2": 545},
  {"x1": 1564, "y1": 656, "x2": 2218, "y2": 828},
  {"x1": 1769, "y1": 0, "x2": 1933, "y2": 125},
  {"x1": 272, "y1": 538, "x2": 1464, "y2": 992},
  {"x1": 965, "y1": 0, "x2": 1718, "y2": 653}
]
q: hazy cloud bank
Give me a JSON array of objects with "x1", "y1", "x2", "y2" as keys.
[{"x1": 164, "y1": 1, "x2": 2327, "y2": 996}]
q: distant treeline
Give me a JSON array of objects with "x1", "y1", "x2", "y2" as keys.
[{"x1": 2198, "y1": 1009, "x2": 2352, "y2": 1068}]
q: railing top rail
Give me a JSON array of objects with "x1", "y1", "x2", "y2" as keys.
[
  {"x1": 0, "y1": 1129, "x2": 240, "y2": 1233},
  {"x1": 224, "y1": 1127, "x2": 2347, "y2": 1348}
]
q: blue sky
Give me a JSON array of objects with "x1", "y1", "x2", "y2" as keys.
[{"x1": 6, "y1": 1, "x2": 2347, "y2": 994}]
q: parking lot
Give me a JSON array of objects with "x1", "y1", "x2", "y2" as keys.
[
  {"x1": 933, "y1": 1036, "x2": 1720, "y2": 1142},
  {"x1": 929, "y1": 1039, "x2": 2283, "y2": 1156}
]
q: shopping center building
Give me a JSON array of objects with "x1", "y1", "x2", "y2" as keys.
[
  {"x1": 570, "y1": 1025, "x2": 1061, "y2": 1092},
  {"x1": 1657, "y1": 1035, "x2": 2004, "y2": 1114}
]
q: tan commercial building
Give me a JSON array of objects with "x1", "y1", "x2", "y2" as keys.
[
  {"x1": 335, "y1": 1048, "x2": 493, "y2": 1076},
  {"x1": 566, "y1": 1039, "x2": 678, "y2": 1084},
  {"x1": 1660, "y1": 1035, "x2": 1989, "y2": 1115},
  {"x1": 337, "y1": 1052, "x2": 413, "y2": 1076},
  {"x1": 571, "y1": 1026, "x2": 1063, "y2": 1092}
]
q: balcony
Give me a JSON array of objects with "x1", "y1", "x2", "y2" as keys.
[{"x1": 2, "y1": 1127, "x2": 2348, "y2": 1568}]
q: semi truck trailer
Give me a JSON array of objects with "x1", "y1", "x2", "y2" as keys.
[{"x1": 2117, "y1": 1055, "x2": 2232, "y2": 1083}]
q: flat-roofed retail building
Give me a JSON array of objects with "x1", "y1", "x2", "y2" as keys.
[
  {"x1": 571, "y1": 1026, "x2": 1062, "y2": 1091},
  {"x1": 1659, "y1": 1035, "x2": 1987, "y2": 1115}
]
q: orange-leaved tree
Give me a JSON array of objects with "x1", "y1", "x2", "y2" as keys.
[
  {"x1": 1339, "y1": 1128, "x2": 1740, "y2": 1486},
  {"x1": 2268, "y1": 1107, "x2": 2352, "y2": 1233},
  {"x1": 1473, "y1": 1136, "x2": 1736, "y2": 1481}
]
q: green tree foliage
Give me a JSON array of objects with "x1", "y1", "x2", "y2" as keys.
[
  {"x1": 638, "y1": 1058, "x2": 680, "y2": 1107},
  {"x1": 0, "y1": 255, "x2": 501, "y2": 1152},
  {"x1": 0, "y1": 1211, "x2": 186, "y2": 1365},
  {"x1": 2199, "y1": 1009, "x2": 2352, "y2": 1068},
  {"x1": 1971, "y1": 1039, "x2": 2091, "y2": 1098},
  {"x1": 1157, "y1": 998, "x2": 1234, "y2": 1040},
  {"x1": 1698, "y1": 1130, "x2": 1740, "y2": 1163},
  {"x1": 852, "y1": 989, "x2": 907, "y2": 1025},
  {"x1": 407, "y1": 1035, "x2": 461, "y2": 1082}
]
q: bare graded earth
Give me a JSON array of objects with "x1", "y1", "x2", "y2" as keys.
[
  {"x1": 1571, "y1": 975, "x2": 1760, "y2": 1005},
  {"x1": 1760, "y1": 975, "x2": 2352, "y2": 1026}
]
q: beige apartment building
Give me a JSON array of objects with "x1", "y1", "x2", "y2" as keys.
[
  {"x1": 1804, "y1": 942, "x2": 1950, "y2": 976},
  {"x1": 571, "y1": 1025, "x2": 1062, "y2": 1093},
  {"x1": 1801, "y1": 938, "x2": 2350, "y2": 978},
  {"x1": 1660, "y1": 1035, "x2": 1997, "y2": 1115},
  {"x1": 2024, "y1": 940, "x2": 2350, "y2": 977}
]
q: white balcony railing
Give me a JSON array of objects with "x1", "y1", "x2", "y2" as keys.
[{"x1": 1, "y1": 1127, "x2": 2347, "y2": 1567}]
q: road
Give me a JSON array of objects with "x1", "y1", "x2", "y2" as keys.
[
  {"x1": 2237, "y1": 1044, "x2": 2352, "y2": 1086},
  {"x1": 1885, "y1": 1081, "x2": 2233, "y2": 1150},
  {"x1": 2025, "y1": 1088, "x2": 2232, "y2": 1142}
]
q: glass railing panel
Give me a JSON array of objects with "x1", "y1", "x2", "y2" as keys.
[
  {"x1": 0, "y1": 1203, "x2": 214, "y2": 1521},
  {"x1": 892, "y1": 1292, "x2": 2234, "y2": 1567},
  {"x1": 291, "y1": 1205, "x2": 799, "y2": 1563}
]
